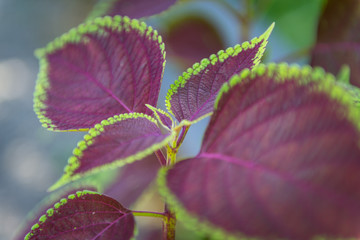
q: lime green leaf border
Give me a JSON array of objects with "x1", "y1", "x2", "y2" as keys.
[
  {"x1": 24, "y1": 190, "x2": 98, "y2": 240},
  {"x1": 159, "y1": 63, "x2": 360, "y2": 239},
  {"x1": 216, "y1": 63, "x2": 360, "y2": 131},
  {"x1": 49, "y1": 113, "x2": 175, "y2": 191},
  {"x1": 165, "y1": 22, "x2": 275, "y2": 118},
  {"x1": 34, "y1": 15, "x2": 166, "y2": 132}
]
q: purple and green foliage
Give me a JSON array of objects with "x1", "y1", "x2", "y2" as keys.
[
  {"x1": 87, "y1": 0, "x2": 177, "y2": 20},
  {"x1": 34, "y1": 16, "x2": 165, "y2": 131},
  {"x1": 166, "y1": 23, "x2": 274, "y2": 124},
  {"x1": 311, "y1": 0, "x2": 360, "y2": 87},
  {"x1": 25, "y1": 2, "x2": 360, "y2": 239},
  {"x1": 14, "y1": 187, "x2": 97, "y2": 240},
  {"x1": 25, "y1": 191, "x2": 135, "y2": 240},
  {"x1": 159, "y1": 64, "x2": 360, "y2": 239},
  {"x1": 49, "y1": 113, "x2": 174, "y2": 191}
]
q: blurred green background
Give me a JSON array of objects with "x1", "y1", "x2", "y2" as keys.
[{"x1": 0, "y1": 0, "x2": 325, "y2": 239}]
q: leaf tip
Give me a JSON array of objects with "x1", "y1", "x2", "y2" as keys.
[{"x1": 336, "y1": 64, "x2": 351, "y2": 84}]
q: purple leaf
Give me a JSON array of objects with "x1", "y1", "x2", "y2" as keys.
[
  {"x1": 159, "y1": 64, "x2": 360, "y2": 239},
  {"x1": 34, "y1": 16, "x2": 165, "y2": 131},
  {"x1": 49, "y1": 113, "x2": 174, "y2": 191},
  {"x1": 311, "y1": 0, "x2": 360, "y2": 87},
  {"x1": 25, "y1": 190, "x2": 135, "y2": 240},
  {"x1": 104, "y1": 153, "x2": 161, "y2": 207},
  {"x1": 87, "y1": 0, "x2": 177, "y2": 20},
  {"x1": 14, "y1": 187, "x2": 97, "y2": 240},
  {"x1": 165, "y1": 23, "x2": 274, "y2": 124}
]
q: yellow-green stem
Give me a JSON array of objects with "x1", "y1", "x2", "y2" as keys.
[{"x1": 163, "y1": 206, "x2": 176, "y2": 240}]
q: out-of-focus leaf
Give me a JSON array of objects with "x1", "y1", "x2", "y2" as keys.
[
  {"x1": 87, "y1": 0, "x2": 177, "y2": 20},
  {"x1": 311, "y1": 0, "x2": 360, "y2": 87},
  {"x1": 25, "y1": 190, "x2": 135, "y2": 240},
  {"x1": 34, "y1": 16, "x2": 165, "y2": 131},
  {"x1": 159, "y1": 64, "x2": 360, "y2": 239},
  {"x1": 166, "y1": 23, "x2": 274, "y2": 125},
  {"x1": 163, "y1": 15, "x2": 225, "y2": 67},
  {"x1": 49, "y1": 113, "x2": 174, "y2": 191},
  {"x1": 104, "y1": 154, "x2": 161, "y2": 207}
]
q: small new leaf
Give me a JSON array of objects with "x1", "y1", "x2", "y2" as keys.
[
  {"x1": 25, "y1": 190, "x2": 135, "y2": 240},
  {"x1": 146, "y1": 104, "x2": 173, "y2": 130}
]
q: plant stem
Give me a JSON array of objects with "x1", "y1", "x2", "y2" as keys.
[
  {"x1": 155, "y1": 149, "x2": 167, "y2": 166},
  {"x1": 132, "y1": 210, "x2": 165, "y2": 219},
  {"x1": 176, "y1": 126, "x2": 190, "y2": 147},
  {"x1": 163, "y1": 205, "x2": 176, "y2": 240}
]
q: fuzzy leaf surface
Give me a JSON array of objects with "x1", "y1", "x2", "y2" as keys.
[
  {"x1": 311, "y1": 0, "x2": 360, "y2": 87},
  {"x1": 87, "y1": 0, "x2": 177, "y2": 20},
  {"x1": 159, "y1": 64, "x2": 360, "y2": 239},
  {"x1": 34, "y1": 16, "x2": 165, "y2": 131},
  {"x1": 25, "y1": 190, "x2": 134, "y2": 240},
  {"x1": 50, "y1": 113, "x2": 174, "y2": 191},
  {"x1": 166, "y1": 23, "x2": 274, "y2": 124}
]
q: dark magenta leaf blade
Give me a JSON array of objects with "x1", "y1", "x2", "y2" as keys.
[
  {"x1": 25, "y1": 190, "x2": 135, "y2": 240},
  {"x1": 87, "y1": 0, "x2": 177, "y2": 20},
  {"x1": 50, "y1": 113, "x2": 174, "y2": 191},
  {"x1": 104, "y1": 153, "x2": 161, "y2": 207},
  {"x1": 165, "y1": 23, "x2": 274, "y2": 124},
  {"x1": 34, "y1": 16, "x2": 165, "y2": 131},
  {"x1": 311, "y1": 0, "x2": 360, "y2": 87},
  {"x1": 159, "y1": 64, "x2": 360, "y2": 239},
  {"x1": 14, "y1": 187, "x2": 97, "y2": 240}
]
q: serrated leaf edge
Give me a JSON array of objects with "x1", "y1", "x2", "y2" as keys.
[
  {"x1": 215, "y1": 63, "x2": 360, "y2": 134},
  {"x1": 49, "y1": 113, "x2": 175, "y2": 191},
  {"x1": 160, "y1": 63, "x2": 360, "y2": 239},
  {"x1": 34, "y1": 15, "x2": 166, "y2": 132},
  {"x1": 165, "y1": 22, "x2": 274, "y2": 118},
  {"x1": 24, "y1": 190, "x2": 99, "y2": 240}
]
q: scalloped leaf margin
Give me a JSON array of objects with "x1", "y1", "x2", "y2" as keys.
[
  {"x1": 34, "y1": 15, "x2": 165, "y2": 131},
  {"x1": 165, "y1": 23, "x2": 274, "y2": 124},
  {"x1": 159, "y1": 63, "x2": 360, "y2": 239},
  {"x1": 49, "y1": 113, "x2": 175, "y2": 191},
  {"x1": 25, "y1": 190, "x2": 135, "y2": 240}
]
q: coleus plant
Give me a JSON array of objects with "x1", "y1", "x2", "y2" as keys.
[{"x1": 23, "y1": 14, "x2": 360, "y2": 240}]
